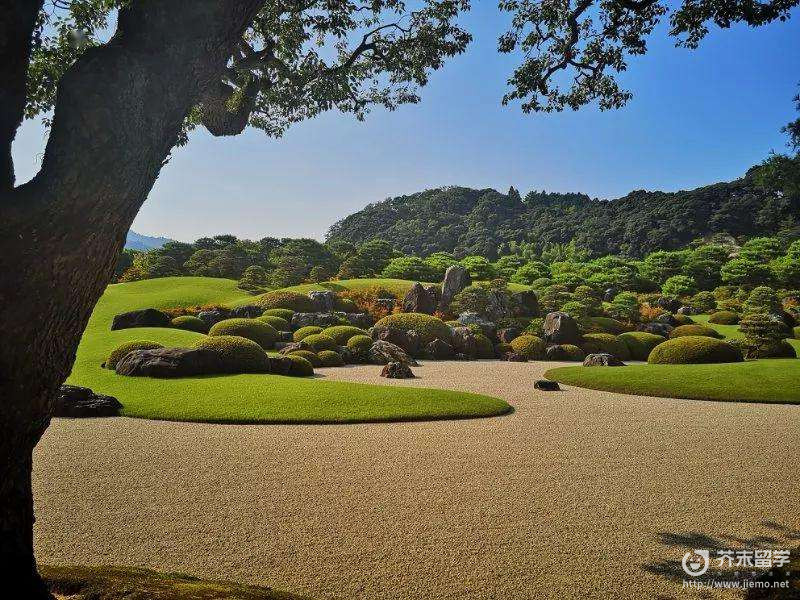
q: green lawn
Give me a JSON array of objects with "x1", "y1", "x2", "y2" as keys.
[
  {"x1": 68, "y1": 277, "x2": 510, "y2": 423},
  {"x1": 546, "y1": 313, "x2": 800, "y2": 404}
]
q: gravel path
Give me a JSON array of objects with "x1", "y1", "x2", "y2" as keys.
[{"x1": 34, "y1": 360, "x2": 800, "y2": 599}]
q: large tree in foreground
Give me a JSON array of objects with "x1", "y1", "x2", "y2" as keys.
[{"x1": 0, "y1": 0, "x2": 796, "y2": 595}]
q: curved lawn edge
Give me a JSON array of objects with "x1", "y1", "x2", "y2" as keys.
[{"x1": 545, "y1": 359, "x2": 800, "y2": 405}]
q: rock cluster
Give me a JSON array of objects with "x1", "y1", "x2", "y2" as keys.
[{"x1": 55, "y1": 385, "x2": 122, "y2": 418}]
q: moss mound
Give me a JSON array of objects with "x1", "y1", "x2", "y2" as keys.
[
  {"x1": 318, "y1": 350, "x2": 345, "y2": 367},
  {"x1": 579, "y1": 316, "x2": 630, "y2": 335},
  {"x1": 474, "y1": 334, "x2": 495, "y2": 359},
  {"x1": 495, "y1": 342, "x2": 513, "y2": 356},
  {"x1": 669, "y1": 324, "x2": 723, "y2": 339},
  {"x1": 617, "y1": 331, "x2": 666, "y2": 361},
  {"x1": 375, "y1": 313, "x2": 452, "y2": 344},
  {"x1": 193, "y1": 335, "x2": 270, "y2": 373},
  {"x1": 209, "y1": 318, "x2": 277, "y2": 349},
  {"x1": 548, "y1": 344, "x2": 585, "y2": 361},
  {"x1": 580, "y1": 333, "x2": 631, "y2": 360},
  {"x1": 106, "y1": 340, "x2": 164, "y2": 369},
  {"x1": 170, "y1": 315, "x2": 208, "y2": 333},
  {"x1": 302, "y1": 333, "x2": 337, "y2": 352},
  {"x1": 286, "y1": 354, "x2": 314, "y2": 376},
  {"x1": 346, "y1": 334, "x2": 373, "y2": 357},
  {"x1": 509, "y1": 334, "x2": 545, "y2": 359},
  {"x1": 673, "y1": 314, "x2": 694, "y2": 325},
  {"x1": 709, "y1": 310, "x2": 741, "y2": 325},
  {"x1": 648, "y1": 336, "x2": 743, "y2": 364},
  {"x1": 749, "y1": 339, "x2": 798, "y2": 359},
  {"x1": 322, "y1": 325, "x2": 368, "y2": 345},
  {"x1": 258, "y1": 315, "x2": 291, "y2": 332},
  {"x1": 262, "y1": 308, "x2": 295, "y2": 321},
  {"x1": 254, "y1": 290, "x2": 315, "y2": 313},
  {"x1": 293, "y1": 326, "x2": 323, "y2": 341},
  {"x1": 288, "y1": 349, "x2": 321, "y2": 367}
]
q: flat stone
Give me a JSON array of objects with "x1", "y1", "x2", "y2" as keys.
[{"x1": 55, "y1": 385, "x2": 122, "y2": 418}]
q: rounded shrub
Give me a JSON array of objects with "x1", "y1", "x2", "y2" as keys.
[
  {"x1": 263, "y1": 308, "x2": 295, "y2": 321},
  {"x1": 669, "y1": 324, "x2": 722, "y2": 339},
  {"x1": 648, "y1": 336, "x2": 743, "y2": 364},
  {"x1": 474, "y1": 334, "x2": 495, "y2": 359},
  {"x1": 495, "y1": 342, "x2": 513, "y2": 356},
  {"x1": 374, "y1": 313, "x2": 453, "y2": 344},
  {"x1": 547, "y1": 344, "x2": 585, "y2": 361},
  {"x1": 795, "y1": 325, "x2": 800, "y2": 339},
  {"x1": 758, "y1": 340, "x2": 797, "y2": 359},
  {"x1": 347, "y1": 334, "x2": 373, "y2": 357},
  {"x1": 293, "y1": 325, "x2": 323, "y2": 341},
  {"x1": 579, "y1": 317, "x2": 630, "y2": 335},
  {"x1": 288, "y1": 349, "x2": 321, "y2": 367},
  {"x1": 709, "y1": 311, "x2": 740, "y2": 325},
  {"x1": 322, "y1": 325, "x2": 368, "y2": 345},
  {"x1": 617, "y1": 332, "x2": 666, "y2": 361},
  {"x1": 318, "y1": 350, "x2": 345, "y2": 367},
  {"x1": 208, "y1": 318, "x2": 278, "y2": 349},
  {"x1": 286, "y1": 354, "x2": 314, "y2": 377},
  {"x1": 106, "y1": 340, "x2": 164, "y2": 369},
  {"x1": 254, "y1": 290, "x2": 316, "y2": 313},
  {"x1": 302, "y1": 333, "x2": 337, "y2": 352},
  {"x1": 673, "y1": 314, "x2": 694, "y2": 325},
  {"x1": 580, "y1": 333, "x2": 631, "y2": 361},
  {"x1": 258, "y1": 315, "x2": 290, "y2": 332},
  {"x1": 171, "y1": 315, "x2": 208, "y2": 333},
  {"x1": 509, "y1": 334, "x2": 545, "y2": 359},
  {"x1": 193, "y1": 335, "x2": 270, "y2": 373}
]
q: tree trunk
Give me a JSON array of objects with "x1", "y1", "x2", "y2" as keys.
[{"x1": 0, "y1": 1, "x2": 264, "y2": 594}]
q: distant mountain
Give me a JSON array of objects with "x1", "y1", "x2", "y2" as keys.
[
  {"x1": 125, "y1": 231, "x2": 173, "y2": 251},
  {"x1": 326, "y1": 171, "x2": 800, "y2": 259}
]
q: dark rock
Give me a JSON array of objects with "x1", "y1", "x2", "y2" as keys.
[
  {"x1": 654, "y1": 313, "x2": 679, "y2": 326},
  {"x1": 451, "y1": 327, "x2": 476, "y2": 357},
  {"x1": 308, "y1": 290, "x2": 337, "y2": 312},
  {"x1": 115, "y1": 347, "x2": 226, "y2": 378},
  {"x1": 545, "y1": 344, "x2": 585, "y2": 361},
  {"x1": 637, "y1": 322, "x2": 673, "y2": 336},
  {"x1": 534, "y1": 379, "x2": 560, "y2": 391},
  {"x1": 503, "y1": 352, "x2": 528, "y2": 362},
  {"x1": 268, "y1": 355, "x2": 295, "y2": 376},
  {"x1": 375, "y1": 327, "x2": 420, "y2": 356},
  {"x1": 583, "y1": 353, "x2": 626, "y2": 367},
  {"x1": 229, "y1": 304, "x2": 264, "y2": 318},
  {"x1": 498, "y1": 327, "x2": 522, "y2": 344},
  {"x1": 439, "y1": 264, "x2": 471, "y2": 311},
  {"x1": 291, "y1": 312, "x2": 346, "y2": 329},
  {"x1": 603, "y1": 287, "x2": 620, "y2": 302},
  {"x1": 279, "y1": 331, "x2": 294, "y2": 342},
  {"x1": 457, "y1": 312, "x2": 496, "y2": 339},
  {"x1": 485, "y1": 289, "x2": 513, "y2": 322},
  {"x1": 403, "y1": 282, "x2": 438, "y2": 314},
  {"x1": 197, "y1": 308, "x2": 230, "y2": 327},
  {"x1": 425, "y1": 338, "x2": 454, "y2": 360},
  {"x1": 406, "y1": 330, "x2": 422, "y2": 356},
  {"x1": 543, "y1": 311, "x2": 581, "y2": 346},
  {"x1": 380, "y1": 362, "x2": 415, "y2": 379},
  {"x1": 111, "y1": 308, "x2": 171, "y2": 331},
  {"x1": 655, "y1": 296, "x2": 682, "y2": 313},
  {"x1": 511, "y1": 290, "x2": 539, "y2": 317},
  {"x1": 369, "y1": 340, "x2": 418, "y2": 366},
  {"x1": 278, "y1": 341, "x2": 311, "y2": 355},
  {"x1": 55, "y1": 385, "x2": 122, "y2": 418}
]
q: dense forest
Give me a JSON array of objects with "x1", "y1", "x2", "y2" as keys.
[{"x1": 325, "y1": 166, "x2": 800, "y2": 259}]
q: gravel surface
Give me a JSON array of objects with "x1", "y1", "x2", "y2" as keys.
[{"x1": 34, "y1": 360, "x2": 800, "y2": 599}]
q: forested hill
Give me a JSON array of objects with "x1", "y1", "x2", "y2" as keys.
[{"x1": 326, "y1": 172, "x2": 800, "y2": 259}]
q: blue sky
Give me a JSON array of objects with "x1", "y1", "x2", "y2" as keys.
[{"x1": 12, "y1": 5, "x2": 800, "y2": 242}]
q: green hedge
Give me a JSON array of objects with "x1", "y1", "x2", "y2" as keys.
[
  {"x1": 302, "y1": 333, "x2": 337, "y2": 352},
  {"x1": 322, "y1": 325, "x2": 368, "y2": 345},
  {"x1": 509, "y1": 334, "x2": 545, "y2": 359},
  {"x1": 669, "y1": 324, "x2": 722, "y2": 339},
  {"x1": 171, "y1": 315, "x2": 208, "y2": 333},
  {"x1": 208, "y1": 318, "x2": 277, "y2": 349},
  {"x1": 258, "y1": 315, "x2": 290, "y2": 332},
  {"x1": 579, "y1": 316, "x2": 630, "y2": 335},
  {"x1": 106, "y1": 340, "x2": 164, "y2": 369},
  {"x1": 254, "y1": 290, "x2": 316, "y2": 313},
  {"x1": 288, "y1": 349, "x2": 321, "y2": 367},
  {"x1": 262, "y1": 308, "x2": 295, "y2": 321},
  {"x1": 580, "y1": 333, "x2": 631, "y2": 361},
  {"x1": 709, "y1": 311, "x2": 740, "y2": 325},
  {"x1": 346, "y1": 335, "x2": 373, "y2": 357},
  {"x1": 318, "y1": 350, "x2": 346, "y2": 367},
  {"x1": 617, "y1": 332, "x2": 666, "y2": 361},
  {"x1": 286, "y1": 354, "x2": 314, "y2": 376},
  {"x1": 474, "y1": 334, "x2": 495, "y2": 359},
  {"x1": 375, "y1": 313, "x2": 452, "y2": 344},
  {"x1": 648, "y1": 336, "x2": 743, "y2": 364},
  {"x1": 193, "y1": 335, "x2": 271, "y2": 373},
  {"x1": 293, "y1": 325, "x2": 323, "y2": 341}
]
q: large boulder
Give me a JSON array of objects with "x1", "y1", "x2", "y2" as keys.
[
  {"x1": 229, "y1": 304, "x2": 264, "y2": 318},
  {"x1": 402, "y1": 282, "x2": 438, "y2": 314},
  {"x1": 54, "y1": 385, "x2": 122, "y2": 418},
  {"x1": 373, "y1": 327, "x2": 421, "y2": 356},
  {"x1": 369, "y1": 340, "x2": 418, "y2": 366},
  {"x1": 451, "y1": 327, "x2": 476, "y2": 357},
  {"x1": 115, "y1": 347, "x2": 225, "y2": 378},
  {"x1": 308, "y1": 290, "x2": 337, "y2": 313},
  {"x1": 291, "y1": 312, "x2": 345, "y2": 329},
  {"x1": 485, "y1": 289, "x2": 513, "y2": 322},
  {"x1": 654, "y1": 313, "x2": 679, "y2": 327},
  {"x1": 511, "y1": 290, "x2": 539, "y2": 317},
  {"x1": 439, "y1": 265, "x2": 470, "y2": 311},
  {"x1": 381, "y1": 362, "x2": 415, "y2": 379},
  {"x1": 583, "y1": 353, "x2": 626, "y2": 367},
  {"x1": 343, "y1": 312, "x2": 374, "y2": 329},
  {"x1": 457, "y1": 312, "x2": 496, "y2": 339},
  {"x1": 425, "y1": 338, "x2": 454, "y2": 360},
  {"x1": 543, "y1": 312, "x2": 581, "y2": 346},
  {"x1": 655, "y1": 296, "x2": 682, "y2": 313},
  {"x1": 111, "y1": 308, "x2": 171, "y2": 331}
]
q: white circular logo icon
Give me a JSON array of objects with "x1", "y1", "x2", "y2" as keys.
[{"x1": 682, "y1": 549, "x2": 710, "y2": 577}]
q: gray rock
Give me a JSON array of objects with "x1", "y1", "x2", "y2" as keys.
[
  {"x1": 381, "y1": 362, "x2": 415, "y2": 379},
  {"x1": 583, "y1": 353, "x2": 626, "y2": 367},
  {"x1": 677, "y1": 305, "x2": 694, "y2": 315},
  {"x1": 425, "y1": 338, "x2": 454, "y2": 360},
  {"x1": 485, "y1": 289, "x2": 513, "y2": 322},
  {"x1": 440, "y1": 264, "x2": 471, "y2": 311},
  {"x1": 457, "y1": 312, "x2": 496, "y2": 339},
  {"x1": 343, "y1": 312, "x2": 374, "y2": 329},
  {"x1": 403, "y1": 282, "x2": 438, "y2": 314},
  {"x1": 511, "y1": 290, "x2": 539, "y2": 317},
  {"x1": 603, "y1": 287, "x2": 620, "y2": 302},
  {"x1": 55, "y1": 385, "x2": 122, "y2": 418},
  {"x1": 111, "y1": 308, "x2": 171, "y2": 331},
  {"x1": 451, "y1": 327, "x2": 476, "y2": 357},
  {"x1": 374, "y1": 327, "x2": 420, "y2": 356},
  {"x1": 369, "y1": 340, "x2": 418, "y2": 366},
  {"x1": 197, "y1": 308, "x2": 230, "y2": 326},
  {"x1": 534, "y1": 379, "x2": 560, "y2": 391},
  {"x1": 655, "y1": 296, "x2": 682, "y2": 313},
  {"x1": 654, "y1": 313, "x2": 679, "y2": 326},
  {"x1": 291, "y1": 312, "x2": 347, "y2": 329},
  {"x1": 637, "y1": 322, "x2": 673, "y2": 336},
  {"x1": 308, "y1": 290, "x2": 337, "y2": 312},
  {"x1": 543, "y1": 311, "x2": 581, "y2": 346},
  {"x1": 229, "y1": 304, "x2": 264, "y2": 318},
  {"x1": 115, "y1": 347, "x2": 226, "y2": 377}
]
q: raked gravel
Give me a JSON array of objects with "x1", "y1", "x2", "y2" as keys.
[{"x1": 34, "y1": 360, "x2": 800, "y2": 599}]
